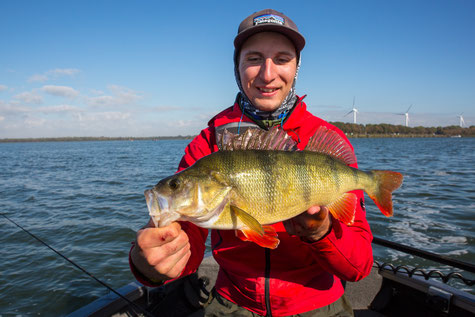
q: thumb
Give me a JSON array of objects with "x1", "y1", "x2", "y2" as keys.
[{"x1": 307, "y1": 205, "x2": 322, "y2": 215}]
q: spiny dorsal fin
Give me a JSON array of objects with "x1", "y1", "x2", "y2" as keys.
[
  {"x1": 217, "y1": 127, "x2": 298, "y2": 151},
  {"x1": 305, "y1": 126, "x2": 357, "y2": 165}
]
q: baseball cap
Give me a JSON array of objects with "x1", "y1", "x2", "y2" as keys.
[{"x1": 234, "y1": 9, "x2": 305, "y2": 53}]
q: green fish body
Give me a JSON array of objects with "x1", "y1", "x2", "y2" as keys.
[{"x1": 145, "y1": 127, "x2": 403, "y2": 249}]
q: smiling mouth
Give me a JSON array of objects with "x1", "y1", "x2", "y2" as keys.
[{"x1": 258, "y1": 87, "x2": 278, "y2": 93}]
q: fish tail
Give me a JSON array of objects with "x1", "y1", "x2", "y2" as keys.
[{"x1": 367, "y1": 170, "x2": 403, "y2": 217}]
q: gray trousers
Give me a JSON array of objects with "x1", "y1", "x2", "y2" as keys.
[{"x1": 203, "y1": 288, "x2": 354, "y2": 317}]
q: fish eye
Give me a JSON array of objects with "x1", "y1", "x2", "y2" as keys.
[{"x1": 169, "y1": 178, "x2": 181, "y2": 190}]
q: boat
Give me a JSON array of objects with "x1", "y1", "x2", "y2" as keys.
[{"x1": 68, "y1": 237, "x2": 475, "y2": 317}]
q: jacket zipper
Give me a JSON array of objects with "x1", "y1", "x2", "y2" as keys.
[{"x1": 265, "y1": 248, "x2": 272, "y2": 317}]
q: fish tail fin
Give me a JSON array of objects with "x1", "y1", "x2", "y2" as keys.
[
  {"x1": 236, "y1": 226, "x2": 280, "y2": 249},
  {"x1": 367, "y1": 170, "x2": 404, "y2": 217}
]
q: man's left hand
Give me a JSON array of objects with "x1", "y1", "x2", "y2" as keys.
[{"x1": 283, "y1": 206, "x2": 332, "y2": 243}]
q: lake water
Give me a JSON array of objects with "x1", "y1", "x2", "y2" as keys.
[{"x1": 0, "y1": 137, "x2": 474, "y2": 315}]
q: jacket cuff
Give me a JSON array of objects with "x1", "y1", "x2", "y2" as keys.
[{"x1": 128, "y1": 243, "x2": 166, "y2": 287}]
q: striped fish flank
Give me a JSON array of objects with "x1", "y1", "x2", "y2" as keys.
[{"x1": 145, "y1": 127, "x2": 403, "y2": 249}]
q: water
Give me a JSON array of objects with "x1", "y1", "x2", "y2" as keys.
[{"x1": 0, "y1": 137, "x2": 474, "y2": 315}]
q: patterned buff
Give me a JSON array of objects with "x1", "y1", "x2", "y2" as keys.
[{"x1": 234, "y1": 51, "x2": 301, "y2": 129}]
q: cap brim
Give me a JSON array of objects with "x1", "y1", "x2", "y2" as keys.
[{"x1": 234, "y1": 24, "x2": 305, "y2": 52}]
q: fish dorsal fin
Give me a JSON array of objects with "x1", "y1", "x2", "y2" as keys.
[
  {"x1": 305, "y1": 126, "x2": 357, "y2": 165},
  {"x1": 217, "y1": 127, "x2": 298, "y2": 151}
]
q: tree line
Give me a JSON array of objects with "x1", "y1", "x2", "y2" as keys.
[{"x1": 330, "y1": 122, "x2": 474, "y2": 137}]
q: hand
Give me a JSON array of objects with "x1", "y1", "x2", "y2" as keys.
[
  {"x1": 283, "y1": 206, "x2": 332, "y2": 243},
  {"x1": 131, "y1": 220, "x2": 191, "y2": 283}
]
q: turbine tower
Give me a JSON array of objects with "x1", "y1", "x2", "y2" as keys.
[
  {"x1": 396, "y1": 105, "x2": 412, "y2": 127},
  {"x1": 344, "y1": 97, "x2": 358, "y2": 124},
  {"x1": 458, "y1": 113, "x2": 465, "y2": 127}
]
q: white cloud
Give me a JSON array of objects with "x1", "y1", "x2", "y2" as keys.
[
  {"x1": 24, "y1": 117, "x2": 46, "y2": 127},
  {"x1": 13, "y1": 91, "x2": 43, "y2": 104},
  {"x1": 86, "y1": 85, "x2": 141, "y2": 107},
  {"x1": 37, "y1": 105, "x2": 82, "y2": 113},
  {"x1": 41, "y1": 85, "x2": 79, "y2": 98},
  {"x1": 0, "y1": 85, "x2": 8, "y2": 92},
  {"x1": 90, "y1": 89, "x2": 105, "y2": 96},
  {"x1": 151, "y1": 105, "x2": 183, "y2": 111},
  {"x1": 0, "y1": 116, "x2": 4, "y2": 122},
  {"x1": 49, "y1": 68, "x2": 80, "y2": 76},
  {"x1": 0, "y1": 100, "x2": 31, "y2": 114},
  {"x1": 27, "y1": 74, "x2": 49, "y2": 83},
  {"x1": 28, "y1": 68, "x2": 81, "y2": 82},
  {"x1": 74, "y1": 111, "x2": 131, "y2": 122}
]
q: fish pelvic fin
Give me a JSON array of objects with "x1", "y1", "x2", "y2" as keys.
[
  {"x1": 230, "y1": 205, "x2": 263, "y2": 235},
  {"x1": 367, "y1": 170, "x2": 404, "y2": 217},
  {"x1": 305, "y1": 126, "x2": 357, "y2": 165},
  {"x1": 327, "y1": 192, "x2": 357, "y2": 225},
  {"x1": 231, "y1": 205, "x2": 280, "y2": 249},
  {"x1": 236, "y1": 226, "x2": 280, "y2": 249}
]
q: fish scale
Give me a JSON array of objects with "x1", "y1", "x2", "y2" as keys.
[{"x1": 198, "y1": 150, "x2": 368, "y2": 226}]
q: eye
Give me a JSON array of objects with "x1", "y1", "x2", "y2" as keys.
[{"x1": 168, "y1": 178, "x2": 181, "y2": 190}]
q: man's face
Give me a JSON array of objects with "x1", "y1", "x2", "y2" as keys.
[{"x1": 238, "y1": 32, "x2": 297, "y2": 112}]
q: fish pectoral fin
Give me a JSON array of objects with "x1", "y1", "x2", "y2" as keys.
[
  {"x1": 327, "y1": 193, "x2": 357, "y2": 225},
  {"x1": 230, "y1": 205, "x2": 264, "y2": 235},
  {"x1": 236, "y1": 226, "x2": 280, "y2": 249}
]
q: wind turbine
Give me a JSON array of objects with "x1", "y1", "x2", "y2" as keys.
[
  {"x1": 458, "y1": 113, "x2": 465, "y2": 127},
  {"x1": 396, "y1": 104, "x2": 412, "y2": 127},
  {"x1": 344, "y1": 97, "x2": 358, "y2": 124}
]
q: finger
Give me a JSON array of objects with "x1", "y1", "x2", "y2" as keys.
[
  {"x1": 283, "y1": 218, "x2": 303, "y2": 236},
  {"x1": 283, "y1": 219, "x2": 293, "y2": 235},
  {"x1": 144, "y1": 229, "x2": 190, "y2": 265},
  {"x1": 137, "y1": 222, "x2": 182, "y2": 249},
  {"x1": 153, "y1": 241, "x2": 191, "y2": 278}
]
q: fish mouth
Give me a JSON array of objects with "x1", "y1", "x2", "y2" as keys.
[{"x1": 144, "y1": 189, "x2": 169, "y2": 227}]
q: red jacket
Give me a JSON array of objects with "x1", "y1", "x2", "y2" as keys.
[{"x1": 131, "y1": 98, "x2": 373, "y2": 316}]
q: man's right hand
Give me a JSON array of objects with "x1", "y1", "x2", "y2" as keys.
[{"x1": 131, "y1": 220, "x2": 191, "y2": 284}]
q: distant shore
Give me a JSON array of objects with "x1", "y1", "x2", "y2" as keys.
[
  {"x1": 1, "y1": 122, "x2": 473, "y2": 143},
  {"x1": 0, "y1": 136, "x2": 195, "y2": 143},
  {"x1": 0, "y1": 134, "x2": 471, "y2": 143}
]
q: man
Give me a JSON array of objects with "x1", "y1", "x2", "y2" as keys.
[{"x1": 130, "y1": 9, "x2": 373, "y2": 316}]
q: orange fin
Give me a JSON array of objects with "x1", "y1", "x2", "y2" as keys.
[
  {"x1": 327, "y1": 192, "x2": 357, "y2": 225},
  {"x1": 236, "y1": 225, "x2": 280, "y2": 249},
  {"x1": 305, "y1": 126, "x2": 357, "y2": 165},
  {"x1": 368, "y1": 171, "x2": 404, "y2": 217},
  {"x1": 230, "y1": 205, "x2": 263, "y2": 235}
]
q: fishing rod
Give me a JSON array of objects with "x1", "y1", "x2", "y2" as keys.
[
  {"x1": 1, "y1": 213, "x2": 154, "y2": 317},
  {"x1": 373, "y1": 236, "x2": 475, "y2": 274}
]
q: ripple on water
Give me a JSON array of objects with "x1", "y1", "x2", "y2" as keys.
[{"x1": 1, "y1": 138, "x2": 474, "y2": 314}]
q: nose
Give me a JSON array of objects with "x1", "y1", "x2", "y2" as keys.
[{"x1": 259, "y1": 58, "x2": 277, "y2": 83}]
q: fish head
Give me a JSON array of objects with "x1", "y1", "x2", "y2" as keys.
[{"x1": 145, "y1": 169, "x2": 231, "y2": 227}]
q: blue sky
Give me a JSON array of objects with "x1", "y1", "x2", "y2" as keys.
[{"x1": 0, "y1": 0, "x2": 474, "y2": 138}]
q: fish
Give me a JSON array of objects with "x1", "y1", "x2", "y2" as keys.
[{"x1": 145, "y1": 126, "x2": 403, "y2": 249}]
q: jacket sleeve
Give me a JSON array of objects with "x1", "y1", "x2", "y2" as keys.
[
  {"x1": 129, "y1": 128, "x2": 213, "y2": 286},
  {"x1": 306, "y1": 188, "x2": 373, "y2": 282},
  {"x1": 305, "y1": 127, "x2": 373, "y2": 282}
]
